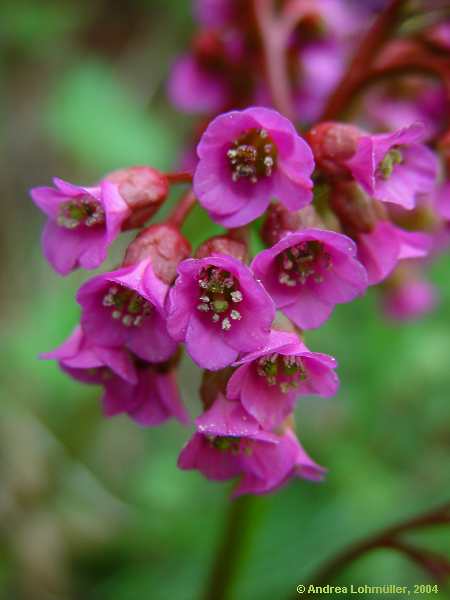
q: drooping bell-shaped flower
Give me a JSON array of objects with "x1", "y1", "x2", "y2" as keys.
[
  {"x1": 356, "y1": 220, "x2": 431, "y2": 285},
  {"x1": 77, "y1": 258, "x2": 177, "y2": 363},
  {"x1": 167, "y1": 254, "x2": 275, "y2": 370},
  {"x1": 345, "y1": 122, "x2": 438, "y2": 210},
  {"x1": 42, "y1": 327, "x2": 188, "y2": 427},
  {"x1": 252, "y1": 229, "x2": 368, "y2": 329},
  {"x1": 227, "y1": 330, "x2": 339, "y2": 429},
  {"x1": 193, "y1": 107, "x2": 315, "y2": 227},
  {"x1": 178, "y1": 394, "x2": 325, "y2": 496},
  {"x1": 31, "y1": 178, "x2": 130, "y2": 275}
]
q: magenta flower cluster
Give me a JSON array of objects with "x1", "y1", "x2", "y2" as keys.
[{"x1": 32, "y1": 0, "x2": 449, "y2": 497}]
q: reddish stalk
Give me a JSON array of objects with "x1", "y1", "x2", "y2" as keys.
[
  {"x1": 166, "y1": 171, "x2": 193, "y2": 185},
  {"x1": 253, "y1": 0, "x2": 296, "y2": 120},
  {"x1": 292, "y1": 501, "x2": 450, "y2": 592},
  {"x1": 320, "y1": 0, "x2": 408, "y2": 120},
  {"x1": 166, "y1": 189, "x2": 197, "y2": 228}
]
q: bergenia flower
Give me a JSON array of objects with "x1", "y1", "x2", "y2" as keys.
[
  {"x1": 102, "y1": 363, "x2": 189, "y2": 427},
  {"x1": 42, "y1": 327, "x2": 188, "y2": 426},
  {"x1": 356, "y1": 221, "x2": 431, "y2": 285},
  {"x1": 167, "y1": 254, "x2": 275, "y2": 370},
  {"x1": 382, "y1": 277, "x2": 437, "y2": 322},
  {"x1": 77, "y1": 258, "x2": 177, "y2": 363},
  {"x1": 168, "y1": 54, "x2": 229, "y2": 115},
  {"x1": 294, "y1": 42, "x2": 346, "y2": 124},
  {"x1": 193, "y1": 107, "x2": 315, "y2": 227},
  {"x1": 41, "y1": 326, "x2": 137, "y2": 385},
  {"x1": 346, "y1": 122, "x2": 438, "y2": 210},
  {"x1": 251, "y1": 229, "x2": 368, "y2": 329},
  {"x1": 227, "y1": 330, "x2": 339, "y2": 429},
  {"x1": 178, "y1": 394, "x2": 325, "y2": 497},
  {"x1": 30, "y1": 177, "x2": 130, "y2": 275}
]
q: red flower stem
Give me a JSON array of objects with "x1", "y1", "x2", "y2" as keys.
[
  {"x1": 166, "y1": 171, "x2": 193, "y2": 185},
  {"x1": 228, "y1": 226, "x2": 250, "y2": 245},
  {"x1": 385, "y1": 539, "x2": 450, "y2": 583},
  {"x1": 320, "y1": 0, "x2": 408, "y2": 121},
  {"x1": 166, "y1": 189, "x2": 197, "y2": 228},
  {"x1": 341, "y1": 51, "x2": 450, "y2": 137},
  {"x1": 290, "y1": 501, "x2": 450, "y2": 593},
  {"x1": 253, "y1": 0, "x2": 296, "y2": 121}
]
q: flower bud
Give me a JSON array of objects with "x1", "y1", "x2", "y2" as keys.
[
  {"x1": 195, "y1": 234, "x2": 248, "y2": 262},
  {"x1": 124, "y1": 223, "x2": 191, "y2": 284},
  {"x1": 193, "y1": 30, "x2": 225, "y2": 67},
  {"x1": 330, "y1": 182, "x2": 379, "y2": 234},
  {"x1": 106, "y1": 166, "x2": 169, "y2": 229},
  {"x1": 261, "y1": 203, "x2": 322, "y2": 246},
  {"x1": 307, "y1": 122, "x2": 363, "y2": 177}
]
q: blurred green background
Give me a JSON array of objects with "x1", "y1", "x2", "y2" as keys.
[{"x1": 1, "y1": 1, "x2": 449, "y2": 599}]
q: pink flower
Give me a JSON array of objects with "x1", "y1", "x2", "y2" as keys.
[
  {"x1": 77, "y1": 258, "x2": 177, "y2": 363},
  {"x1": 30, "y1": 178, "x2": 130, "y2": 275},
  {"x1": 294, "y1": 42, "x2": 346, "y2": 124},
  {"x1": 178, "y1": 394, "x2": 325, "y2": 496},
  {"x1": 168, "y1": 54, "x2": 229, "y2": 114},
  {"x1": 356, "y1": 221, "x2": 431, "y2": 285},
  {"x1": 193, "y1": 107, "x2": 315, "y2": 227},
  {"x1": 41, "y1": 326, "x2": 137, "y2": 384},
  {"x1": 251, "y1": 229, "x2": 368, "y2": 329},
  {"x1": 227, "y1": 330, "x2": 338, "y2": 429},
  {"x1": 102, "y1": 364, "x2": 189, "y2": 427},
  {"x1": 167, "y1": 255, "x2": 275, "y2": 370},
  {"x1": 382, "y1": 278, "x2": 437, "y2": 321},
  {"x1": 346, "y1": 123, "x2": 438, "y2": 210},
  {"x1": 42, "y1": 327, "x2": 188, "y2": 426}
]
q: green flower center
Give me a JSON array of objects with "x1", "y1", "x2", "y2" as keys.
[
  {"x1": 257, "y1": 353, "x2": 307, "y2": 393},
  {"x1": 102, "y1": 285, "x2": 152, "y2": 327},
  {"x1": 208, "y1": 435, "x2": 253, "y2": 456},
  {"x1": 377, "y1": 148, "x2": 403, "y2": 180},
  {"x1": 277, "y1": 241, "x2": 332, "y2": 287},
  {"x1": 227, "y1": 128, "x2": 277, "y2": 183},
  {"x1": 197, "y1": 267, "x2": 244, "y2": 331},
  {"x1": 58, "y1": 196, "x2": 105, "y2": 229}
]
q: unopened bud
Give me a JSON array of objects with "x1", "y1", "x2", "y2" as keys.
[
  {"x1": 195, "y1": 235, "x2": 248, "y2": 262},
  {"x1": 307, "y1": 122, "x2": 363, "y2": 177},
  {"x1": 124, "y1": 223, "x2": 191, "y2": 284},
  {"x1": 193, "y1": 30, "x2": 226, "y2": 68},
  {"x1": 261, "y1": 203, "x2": 323, "y2": 246},
  {"x1": 106, "y1": 166, "x2": 169, "y2": 229},
  {"x1": 330, "y1": 182, "x2": 379, "y2": 234}
]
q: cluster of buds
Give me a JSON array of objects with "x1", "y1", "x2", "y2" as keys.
[{"x1": 32, "y1": 0, "x2": 450, "y2": 497}]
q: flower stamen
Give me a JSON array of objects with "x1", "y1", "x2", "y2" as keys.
[
  {"x1": 58, "y1": 196, "x2": 105, "y2": 229},
  {"x1": 102, "y1": 285, "x2": 151, "y2": 327},
  {"x1": 228, "y1": 128, "x2": 277, "y2": 184},
  {"x1": 196, "y1": 266, "x2": 244, "y2": 331}
]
